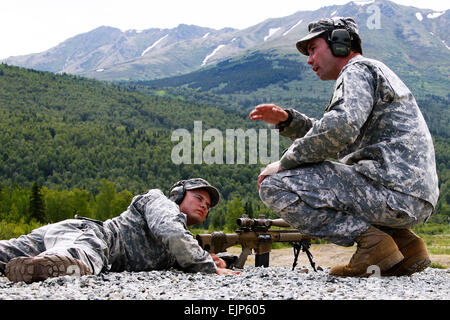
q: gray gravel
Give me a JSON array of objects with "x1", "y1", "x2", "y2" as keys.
[{"x1": 0, "y1": 266, "x2": 448, "y2": 300}]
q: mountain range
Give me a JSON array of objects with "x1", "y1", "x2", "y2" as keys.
[
  {"x1": 0, "y1": 1, "x2": 448, "y2": 218},
  {"x1": 3, "y1": 0, "x2": 449, "y2": 87}
]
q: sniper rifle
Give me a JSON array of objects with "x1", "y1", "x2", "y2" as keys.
[{"x1": 196, "y1": 214, "x2": 317, "y2": 271}]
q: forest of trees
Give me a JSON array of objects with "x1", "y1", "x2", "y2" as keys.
[
  {"x1": 144, "y1": 52, "x2": 309, "y2": 95},
  {"x1": 0, "y1": 179, "x2": 276, "y2": 239},
  {"x1": 0, "y1": 63, "x2": 448, "y2": 241}
]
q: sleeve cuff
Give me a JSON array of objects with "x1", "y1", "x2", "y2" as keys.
[
  {"x1": 275, "y1": 109, "x2": 293, "y2": 132},
  {"x1": 280, "y1": 153, "x2": 300, "y2": 170}
]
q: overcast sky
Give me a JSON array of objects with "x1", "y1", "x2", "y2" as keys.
[{"x1": 1, "y1": 0, "x2": 448, "y2": 60}]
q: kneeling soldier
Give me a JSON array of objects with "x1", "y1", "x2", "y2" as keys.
[{"x1": 251, "y1": 17, "x2": 438, "y2": 277}]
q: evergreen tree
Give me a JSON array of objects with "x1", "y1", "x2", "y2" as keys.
[
  {"x1": 244, "y1": 200, "x2": 254, "y2": 218},
  {"x1": 29, "y1": 182, "x2": 45, "y2": 223}
]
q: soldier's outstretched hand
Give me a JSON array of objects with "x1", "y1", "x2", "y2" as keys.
[
  {"x1": 210, "y1": 253, "x2": 227, "y2": 268},
  {"x1": 249, "y1": 104, "x2": 289, "y2": 124},
  {"x1": 216, "y1": 268, "x2": 241, "y2": 275}
]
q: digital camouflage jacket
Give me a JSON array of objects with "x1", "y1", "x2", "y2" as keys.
[
  {"x1": 104, "y1": 189, "x2": 217, "y2": 273},
  {"x1": 278, "y1": 55, "x2": 439, "y2": 208}
]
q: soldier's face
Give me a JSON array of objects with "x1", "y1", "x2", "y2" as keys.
[
  {"x1": 306, "y1": 37, "x2": 341, "y2": 80},
  {"x1": 179, "y1": 189, "x2": 211, "y2": 226}
]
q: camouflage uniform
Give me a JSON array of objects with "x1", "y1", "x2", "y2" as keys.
[
  {"x1": 0, "y1": 189, "x2": 216, "y2": 275},
  {"x1": 260, "y1": 55, "x2": 439, "y2": 246}
]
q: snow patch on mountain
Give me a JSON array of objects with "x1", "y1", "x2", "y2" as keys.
[
  {"x1": 264, "y1": 28, "x2": 281, "y2": 41},
  {"x1": 125, "y1": 29, "x2": 144, "y2": 34},
  {"x1": 427, "y1": 12, "x2": 445, "y2": 19},
  {"x1": 352, "y1": 0, "x2": 375, "y2": 6},
  {"x1": 283, "y1": 19, "x2": 303, "y2": 36},
  {"x1": 202, "y1": 45, "x2": 226, "y2": 66},
  {"x1": 141, "y1": 35, "x2": 169, "y2": 56},
  {"x1": 415, "y1": 12, "x2": 423, "y2": 21}
]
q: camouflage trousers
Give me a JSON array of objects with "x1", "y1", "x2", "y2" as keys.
[
  {"x1": 259, "y1": 161, "x2": 433, "y2": 246},
  {"x1": 0, "y1": 218, "x2": 110, "y2": 275}
]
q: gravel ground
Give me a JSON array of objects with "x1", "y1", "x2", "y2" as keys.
[{"x1": 0, "y1": 266, "x2": 448, "y2": 300}]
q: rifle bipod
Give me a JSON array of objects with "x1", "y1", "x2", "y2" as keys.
[{"x1": 291, "y1": 240, "x2": 317, "y2": 272}]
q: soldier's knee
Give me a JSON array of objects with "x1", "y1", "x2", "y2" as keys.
[
  {"x1": 259, "y1": 176, "x2": 278, "y2": 202},
  {"x1": 259, "y1": 176, "x2": 299, "y2": 212}
]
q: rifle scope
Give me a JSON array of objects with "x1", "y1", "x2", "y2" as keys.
[{"x1": 236, "y1": 216, "x2": 291, "y2": 229}]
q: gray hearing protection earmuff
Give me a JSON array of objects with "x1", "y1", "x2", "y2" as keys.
[
  {"x1": 328, "y1": 19, "x2": 352, "y2": 57},
  {"x1": 169, "y1": 180, "x2": 186, "y2": 205}
]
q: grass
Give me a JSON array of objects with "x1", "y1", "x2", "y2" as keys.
[
  {"x1": 413, "y1": 223, "x2": 450, "y2": 255},
  {"x1": 419, "y1": 234, "x2": 450, "y2": 255},
  {"x1": 0, "y1": 219, "x2": 44, "y2": 240},
  {"x1": 430, "y1": 262, "x2": 447, "y2": 269}
]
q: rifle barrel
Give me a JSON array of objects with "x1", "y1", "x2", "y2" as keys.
[
  {"x1": 275, "y1": 231, "x2": 307, "y2": 242},
  {"x1": 270, "y1": 219, "x2": 291, "y2": 228}
]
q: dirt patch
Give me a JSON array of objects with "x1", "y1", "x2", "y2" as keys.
[{"x1": 227, "y1": 244, "x2": 450, "y2": 269}]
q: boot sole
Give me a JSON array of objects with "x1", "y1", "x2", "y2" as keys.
[
  {"x1": 5, "y1": 255, "x2": 91, "y2": 283},
  {"x1": 402, "y1": 258, "x2": 431, "y2": 276},
  {"x1": 384, "y1": 257, "x2": 431, "y2": 277}
]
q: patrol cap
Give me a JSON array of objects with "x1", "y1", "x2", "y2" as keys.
[
  {"x1": 296, "y1": 17, "x2": 360, "y2": 56},
  {"x1": 181, "y1": 178, "x2": 220, "y2": 208}
]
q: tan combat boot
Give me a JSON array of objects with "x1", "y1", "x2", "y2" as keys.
[
  {"x1": 5, "y1": 254, "x2": 92, "y2": 284},
  {"x1": 329, "y1": 226, "x2": 404, "y2": 277},
  {"x1": 382, "y1": 228, "x2": 431, "y2": 276}
]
